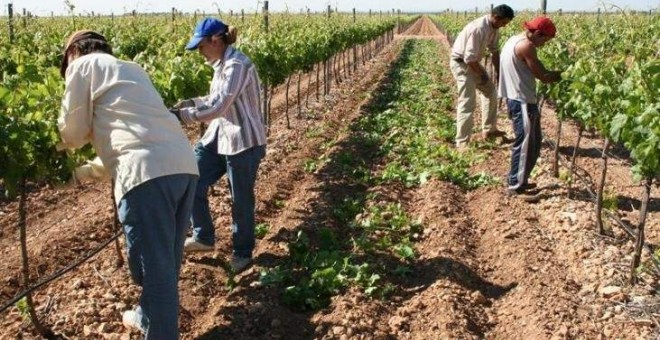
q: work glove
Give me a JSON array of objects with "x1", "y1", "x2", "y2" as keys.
[
  {"x1": 169, "y1": 108, "x2": 183, "y2": 122},
  {"x1": 55, "y1": 157, "x2": 109, "y2": 189},
  {"x1": 172, "y1": 99, "x2": 195, "y2": 109}
]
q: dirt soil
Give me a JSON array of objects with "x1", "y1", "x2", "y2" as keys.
[{"x1": 1, "y1": 16, "x2": 658, "y2": 340}]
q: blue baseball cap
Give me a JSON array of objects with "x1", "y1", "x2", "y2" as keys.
[{"x1": 185, "y1": 18, "x2": 228, "y2": 50}]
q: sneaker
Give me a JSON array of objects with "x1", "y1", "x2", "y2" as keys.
[
  {"x1": 122, "y1": 310, "x2": 145, "y2": 333},
  {"x1": 482, "y1": 129, "x2": 506, "y2": 140},
  {"x1": 521, "y1": 182, "x2": 537, "y2": 190},
  {"x1": 230, "y1": 255, "x2": 252, "y2": 273},
  {"x1": 184, "y1": 237, "x2": 214, "y2": 253}
]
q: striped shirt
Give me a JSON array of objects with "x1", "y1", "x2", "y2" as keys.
[
  {"x1": 179, "y1": 46, "x2": 267, "y2": 155},
  {"x1": 451, "y1": 15, "x2": 500, "y2": 64}
]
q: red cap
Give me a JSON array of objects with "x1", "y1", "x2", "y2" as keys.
[{"x1": 523, "y1": 17, "x2": 556, "y2": 38}]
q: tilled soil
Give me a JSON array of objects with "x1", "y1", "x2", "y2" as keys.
[{"x1": 1, "y1": 16, "x2": 658, "y2": 340}]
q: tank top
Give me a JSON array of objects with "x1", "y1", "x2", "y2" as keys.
[{"x1": 498, "y1": 34, "x2": 537, "y2": 104}]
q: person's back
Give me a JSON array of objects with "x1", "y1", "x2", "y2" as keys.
[
  {"x1": 59, "y1": 31, "x2": 199, "y2": 339},
  {"x1": 61, "y1": 52, "x2": 197, "y2": 199},
  {"x1": 451, "y1": 15, "x2": 497, "y2": 63}
]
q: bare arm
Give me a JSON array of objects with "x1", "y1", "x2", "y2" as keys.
[
  {"x1": 466, "y1": 60, "x2": 489, "y2": 85},
  {"x1": 491, "y1": 51, "x2": 500, "y2": 77},
  {"x1": 515, "y1": 39, "x2": 560, "y2": 83}
]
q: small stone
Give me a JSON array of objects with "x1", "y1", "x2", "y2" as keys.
[
  {"x1": 98, "y1": 322, "x2": 111, "y2": 333},
  {"x1": 599, "y1": 286, "x2": 622, "y2": 298},
  {"x1": 103, "y1": 293, "x2": 117, "y2": 301},
  {"x1": 248, "y1": 302, "x2": 265, "y2": 314},
  {"x1": 634, "y1": 319, "x2": 653, "y2": 327},
  {"x1": 346, "y1": 327, "x2": 354, "y2": 337},
  {"x1": 72, "y1": 279, "x2": 86, "y2": 289},
  {"x1": 271, "y1": 318, "x2": 281, "y2": 328},
  {"x1": 249, "y1": 280, "x2": 263, "y2": 288},
  {"x1": 83, "y1": 325, "x2": 94, "y2": 336},
  {"x1": 388, "y1": 315, "x2": 406, "y2": 330},
  {"x1": 471, "y1": 290, "x2": 487, "y2": 305},
  {"x1": 333, "y1": 326, "x2": 346, "y2": 335},
  {"x1": 610, "y1": 292, "x2": 628, "y2": 302}
]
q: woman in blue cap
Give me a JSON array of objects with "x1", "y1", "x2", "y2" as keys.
[{"x1": 170, "y1": 18, "x2": 267, "y2": 273}]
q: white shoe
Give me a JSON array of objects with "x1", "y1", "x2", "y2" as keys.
[
  {"x1": 230, "y1": 256, "x2": 252, "y2": 273},
  {"x1": 122, "y1": 310, "x2": 145, "y2": 333},
  {"x1": 184, "y1": 237, "x2": 214, "y2": 253}
]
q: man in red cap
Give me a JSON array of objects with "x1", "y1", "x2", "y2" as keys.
[{"x1": 498, "y1": 16, "x2": 562, "y2": 202}]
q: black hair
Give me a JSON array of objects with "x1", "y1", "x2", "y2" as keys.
[
  {"x1": 492, "y1": 4, "x2": 515, "y2": 19},
  {"x1": 60, "y1": 31, "x2": 113, "y2": 77}
]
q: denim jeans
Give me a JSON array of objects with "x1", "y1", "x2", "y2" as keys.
[
  {"x1": 507, "y1": 99, "x2": 541, "y2": 190},
  {"x1": 191, "y1": 141, "x2": 266, "y2": 258},
  {"x1": 118, "y1": 174, "x2": 197, "y2": 340}
]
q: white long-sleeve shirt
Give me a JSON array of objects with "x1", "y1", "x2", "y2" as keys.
[
  {"x1": 58, "y1": 53, "x2": 199, "y2": 202},
  {"x1": 451, "y1": 15, "x2": 500, "y2": 64},
  {"x1": 178, "y1": 46, "x2": 267, "y2": 155}
]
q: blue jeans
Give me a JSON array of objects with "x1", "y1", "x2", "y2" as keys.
[
  {"x1": 192, "y1": 141, "x2": 265, "y2": 258},
  {"x1": 507, "y1": 99, "x2": 541, "y2": 190},
  {"x1": 118, "y1": 174, "x2": 197, "y2": 340}
]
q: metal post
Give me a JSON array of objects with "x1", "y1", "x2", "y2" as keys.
[
  {"x1": 352, "y1": 8, "x2": 357, "y2": 72},
  {"x1": 540, "y1": 0, "x2": 547, "y2": 15},
  {"x1": 7, "y1": 4, "x2": 14, "y2": 44},
  {"x1": 397, "y1": 9, "x2": 400, "y2": 34},
  {"x1": 262, "y1": 1, "x2": 269, "y2": 130},
  {"x1": 242, "y1": 9, "x2": 245, "y2": 23},
  {"x1": 327, "y1": 5, "x2": 331, "y2": 18},
  {"x1": 263, "y1": 2, "x2": 269, "y2": 32}
]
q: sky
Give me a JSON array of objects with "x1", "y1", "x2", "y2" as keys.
[{"x1": 1, "y1": 0, "x2": 657, "y2": 16}]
